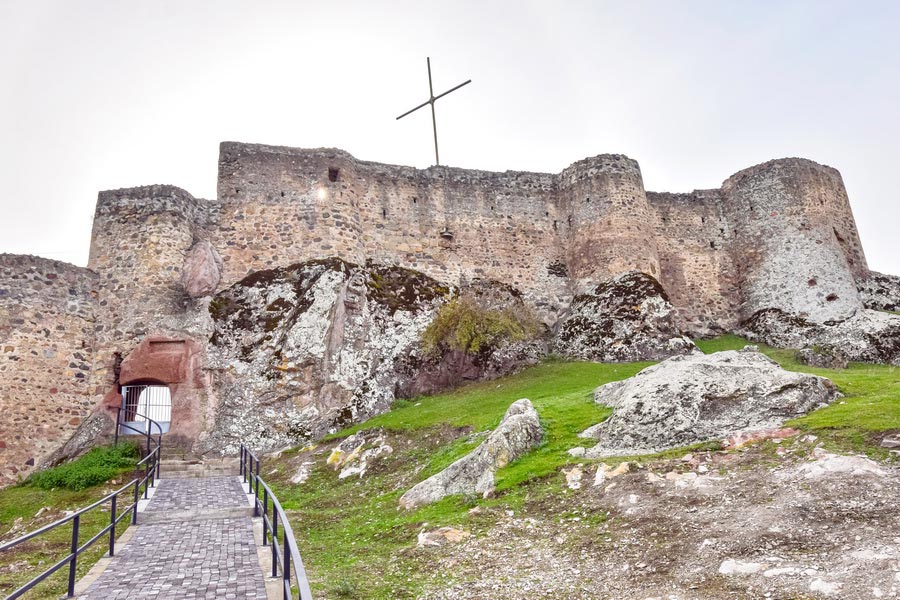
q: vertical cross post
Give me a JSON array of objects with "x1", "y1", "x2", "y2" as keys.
[{"x1": 396, "y1": 57, "x2": 471, "y2": 166}]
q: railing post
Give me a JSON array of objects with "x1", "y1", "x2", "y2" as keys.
[
  {"x1": 143, "y1": 462, "x2": 150, "y2": 499},
  {"x1": 132, "y1": 479, "x2": 139, "y2": 525},
  {"x1": 240, "y1": 445, "x2": 245, "y2": 479},
  {"x1": 156, "y1": 439, "x2": 161, "y2": 480},
  {"x1": 109, "y1": 495, "x2": 117, "y2": 557},
  {"x1": 68, "y1": 514, "x2": 80, "y2": 597},
  {"x1": 254, "y1": 458, "x2": 260, "y2": 517},
  {"x1": 114, "y1": 409, "x2": 120, "y2": 446},
  {"x1": 271, "y1": 509, "x2": 279, "y2": 578},
  {"x1": 283, "y1": 535, "x2": 290, "y2": 600},
  {"x1": 262, "y1": 488, "x2": 269, "y2": 546}
]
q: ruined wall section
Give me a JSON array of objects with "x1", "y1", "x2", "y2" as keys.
[
  {"x1": 216, "y1": 143, "x2": 570, "y2": 316},
  {"x1": 721, "y1": 159, "x2": 863, "y2": 324},
  {"x1": 560, "y1": 155, "x2": 660, "y2": 293},
  {"x1": 356, "y1": 162, "x2": 566, "y2": 314},
  {"x1": 215, "y1": 143, "x2": 365, "y2": 284},
  {"x1": 647, "y1": 190, "x2": 739, "y2": 333},
  {"x1": 0, "y1": 255, "x2": 98, "y2": 486}
]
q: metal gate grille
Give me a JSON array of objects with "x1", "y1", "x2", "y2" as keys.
[{"x1": 121, "y1": 384, "x2": 171, "y2": 434}]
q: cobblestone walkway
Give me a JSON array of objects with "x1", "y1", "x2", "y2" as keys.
[{"x1": 75, "y1": 477, "x2": 267, "y2": 599}]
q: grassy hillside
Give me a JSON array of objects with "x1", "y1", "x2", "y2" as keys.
[
  {"x1": 0, "y1": 444, "x2": 140, "y2": 599},
  {"x1": 4, "y1": 336, "x2": 897, "y2": 599},
  {"x1": 265, "y1": 336, "x2": 899, "y2": 598}
]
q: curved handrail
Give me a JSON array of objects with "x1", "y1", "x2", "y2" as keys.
[
  {"x1": 241, "y1": 444, "x2": 313, "y2": 600},
  {"x1": 0, "y1": 409, "x2": 163, "y2": 599},
  {"x1": 115, "y1": 407, "x2": 163, "y2": 482}
]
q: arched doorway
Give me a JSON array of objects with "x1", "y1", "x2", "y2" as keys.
[{"x1": 121, "y1": 383, "x2": 171, "y2": 434}]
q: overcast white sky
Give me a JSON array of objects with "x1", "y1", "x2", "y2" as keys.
[{"x1": 1, "y1": 1, "x2": 898, "y2": 274}]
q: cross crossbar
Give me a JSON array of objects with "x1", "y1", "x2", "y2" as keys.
[{"x1": 396, "y1": 57, "x2": 471, "y2": 166}]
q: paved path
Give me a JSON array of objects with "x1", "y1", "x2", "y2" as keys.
[{"x1": 75, "y1": 477, "x2": 268, "y2": 599}]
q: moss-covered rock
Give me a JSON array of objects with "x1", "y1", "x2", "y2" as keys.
[{"x1": 553, "y1": 271, "x2": 696, "y2": 362}]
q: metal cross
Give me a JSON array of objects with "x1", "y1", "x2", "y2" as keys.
[{"x1": 396, "y1": 57, "x2": 471, "y2": 166}]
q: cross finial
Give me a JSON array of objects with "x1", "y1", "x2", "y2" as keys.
[{"x1": 396, "y1": 57, "x2": 471, "y2": 166}]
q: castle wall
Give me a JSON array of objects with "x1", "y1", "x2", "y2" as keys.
[
  {"x1": 647, "y1": 190, "x2": 739, "y2": 332},
  {"x1": 215, "y1": 145, "x2": 366, "y2": 283},
  {"x1": 721, "y1": 159, "x2": 864, "y2": 323},
  {"x1": 1, "y1": 145, "x2": 877, "y2": 483},
  {"x1": 216, "y1": 143, "x2": 571, "y2": 315},
  {"x1": 0, "y1": 255, "x2": 98, "y2": 486}
]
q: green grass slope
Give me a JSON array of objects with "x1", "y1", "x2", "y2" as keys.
[
  {"x1": 0, "y1": 444, "x2": 140, "y2": 599},
  {"x1": 263, "y1": 336, "x2": 899, "y2": 598}
]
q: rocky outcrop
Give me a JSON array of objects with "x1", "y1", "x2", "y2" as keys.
[
  {"x1": 742, "y1": 308, "x2": 900, "y2": 366},
  {"x1": 581, "y1": 348, "x2": 840, "y2": 457},
  {"x1": 858, "y1": 271, "x2": 900, "y2": 313},
  {"x1": 202, "y1": 259, "x2": 450, "y2": 454},
  {"x1": 553, "y1": 271, "x2": 696, "y2": 362},
  {"x1": 399, "y1": 399, "x2": 543, "y2": 509},
  {"x1": 181, "y1": 240, "x2": 223, "y2": 298}
]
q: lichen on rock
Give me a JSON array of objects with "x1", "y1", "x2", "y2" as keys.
[
  {"x1": 399, "y1": 399, "x2": 543, "y2": 509},
  {"x1": 553, "y1": 271, "x2": 696, "y2": 362},
  {"x1": 203, "y1": 258, "x2": 448, "y2": 454},
  {"x1": 857, "y1": 271, "x2": 900, "y2": 313},
  {"x1": 582, "y1": 348, "x2": 841, "y2": 457},
  {"x1": 742, "y1": 307, "x2": 900, "y2": 365}
]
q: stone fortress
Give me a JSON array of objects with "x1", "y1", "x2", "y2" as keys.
[{"x1": 1, "y1": 141, "x2": 897, "y2": 486}]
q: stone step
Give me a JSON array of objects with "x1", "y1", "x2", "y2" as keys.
[{"x1": 159, "y1": 458, "x2": 240, "y2": 479}]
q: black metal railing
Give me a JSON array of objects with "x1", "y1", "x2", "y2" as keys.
[
  {"x1": 115, "y1": 407, "x2": 163, "y2": 484},
  {"x1": 0, "y1": 410, "x2": 162, "y2": 599},
  {"x1": 241, "y1": 444, "x2": 313, "y2": 600}
]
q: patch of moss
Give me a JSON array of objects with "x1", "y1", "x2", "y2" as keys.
[{"x1": 365, "y1": 263, "x2": 451, "y2": 315}]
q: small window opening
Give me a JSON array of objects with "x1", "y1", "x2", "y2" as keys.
[
  {"x1": 382, "y1": 208, "x2": 387, "y2": 218},
  {"x1": 826, "y1": 293, "x2": 839, "y2": 302},
  {"x1": 328, "y1": 167, "x2": 339, "y2": 182},
  {"x1": 808, "y1": 278, "x2": 818, "y2": 286}
]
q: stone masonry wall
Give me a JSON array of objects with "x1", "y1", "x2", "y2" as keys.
[
  {"x1": 87, "y1": 185, "x2": 210, "y2": 407},
  {"x1": 647, "y1": 190, "x2": 739, "y2": 333},
  {"x1": 562, "y1": 155, "x2": 660, "y2": 292},
  {"x1": 0, "y1": 255, "x2": 98, "y2": 486},
  {"x1": 721, "y1": 159, "x2": 866, "y2": 324},
  {"x1": 216, "y1": 143, "x2": 571, "y2": 316}
]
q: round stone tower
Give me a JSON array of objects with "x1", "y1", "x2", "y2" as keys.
[
  {"x1": 560, "y1": 154, "x2": 661, "y2": 291},
  {"x1": 721, "y1": 158, "x2": 866, "y2": 324}
]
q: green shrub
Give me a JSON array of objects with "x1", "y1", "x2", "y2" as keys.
[
  {"x1": 25, "y1": 443, "x2": 140, "y2": 491},
  {"x1": 422, "y1": 296, "x2": 542, "y2": 355}
]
